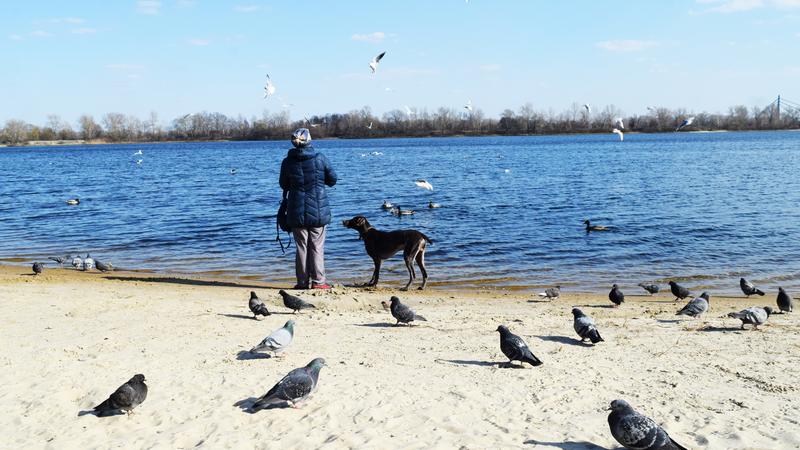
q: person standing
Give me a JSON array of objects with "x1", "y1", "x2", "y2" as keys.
[{"x1": 279, "y1": 128, "x2": 337, "y2": 289}]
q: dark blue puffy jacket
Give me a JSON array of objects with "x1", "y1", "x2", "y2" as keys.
[{"x1": 279, "y1": 146, "x2": 337, "y2": 228}]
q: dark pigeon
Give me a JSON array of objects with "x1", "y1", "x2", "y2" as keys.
[
  {"x1": 668, "y1": 281, "x2": 691, "y2": 301},
  {"x1": 250, "y1": 358, "x2": 326, "y2": 411},
  {"x1": 496, "y1": 325, "x2": 543, "y2": 367},
  {"x1": 608, "y1": 399, "x2": 687, "y2": 450},
  {"x1": 538, "y1": 286, "x2": 561, "y2": 301},
  {"x1": 740, "y1": 278, "x2": 765, "y2": 297},
  {"x1": 95, "y1": 259, "x2": 114, "y2": 272},
  {"x1": 609, "y1": 284, "x2": 624, "y2": 307},
  {"x1": 676, "y1": 292, "x2": 710, "y2": 318},
  {"x1": 248, "y1": 291, "x2": 271, "y2": 319},
  {"x1": 279, "y1": 289, "x2": 316, "y2": 313},
  {"x1": 389, "y1": 296, "x2": 427, "y2": 325},
  {"x1": 93, "y1": 374, "x2": 148, "y2": 416},
  {"x1": 48, "y1": 255, "x2": 70, "y2": 268},
  {"x1": 777, "y1": 287, "x2": 793, "y2": 313},
  {"x1": 32, "y1": 262, "x2": 44, "y2": 275},
  {"x1": 728, "y1": 306, "x2": 773, "y2": 330},
  {"x1": 638, "y1": 282, "x2": 659, "y2": 296},
  {"x1": 572, "y1": 308, "x2": 603, "y2": 344}
]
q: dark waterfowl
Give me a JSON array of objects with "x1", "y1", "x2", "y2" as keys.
[{"x1": 584, "y1": 220, "x2": 609, "y2": 232}]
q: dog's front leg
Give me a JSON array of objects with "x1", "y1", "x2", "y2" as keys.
[{"x1": 369, "y1": 257, "x2": 382, "y2": 286}]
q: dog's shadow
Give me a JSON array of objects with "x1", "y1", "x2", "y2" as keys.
[
  {"x1": 536, "y1": 335, "x2": 594, "y2": 347},
  {"x1": 236, "y1": 351, "x2": 272, "y2": 360}
]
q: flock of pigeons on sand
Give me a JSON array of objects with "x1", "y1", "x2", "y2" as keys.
[{"x1": 31, "y1": 253, "x2": 114, "y2": 275}]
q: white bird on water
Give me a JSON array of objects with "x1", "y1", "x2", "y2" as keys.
[
  {"x1": 676, "y1": 116, "x2": 695, "y2": 131},
  {"x1": 612, "y1": 128, "x2": 624, "y2": 141},
  {"x1": 614, "y1": 117, "x2": 624, "y2": 129},
  {"x1": 136, "y1": 159, "x2": 143, "y2": 165},
  {"x1": 464, "y1": 99, "x2": 473, "y2": 112},
  {"x1": 369, "y1": 51, "x2": 386, "y2": 74},
  {"x1": 414, "y1": 179, "x2": 434, "y2": 191},
  {"x1": 133, "y1": 150, "x2": 143, "y2": 156},
  {"x1": 263, "y1": 74, "x2": 276, "y2": 99}
]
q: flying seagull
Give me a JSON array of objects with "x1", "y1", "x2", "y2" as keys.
[
  {"x1": 612, "y1": 128, "x2": 624, "y2": 141},
  {"x1": 304, "y1": 116, "x2": 319, "y2": 128},
  {"x1": 583, "y1": 104, "x2": 591, "y2": 114},
  {"x1": 263, "y1": 74, "x2": 276, "y2": 99},
  {"x1": 464, "y1": 99, "x2": 473, "y2": 112},
  {"x1": 614, "y1": 117, "x2": 625, "y2": 129},
  {"x1": 414, "y1": 179, "x2": 433, "y2": 191},
  {"x1": 676, "y1": 116, "x2": 695, "y2": 131},
  {"x1": 404, "y1": 106, "x2": 416, "y2": 117},
  {"x1": 367, "y1": 121, "x2": 373, "y2": 129},
  {"x1": 369, "y1": 51, "x2": 386, "y2": 73}
]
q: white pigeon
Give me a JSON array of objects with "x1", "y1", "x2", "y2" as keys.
[
  {"x1": 263, "y1": 74, "x2": 276, "y2": 99},
  {"x1": 414, "y1": 179, "x2": 434, "y2": 191},
  {"x1": 367, "y1": 122, "x2": 373, "y2": 130},
  {"x1": 464, "y1": 99, "x2": 473, "y2": 112},
  {"x1": 250, "y1": 320, "x2": 295, "y2": 356},
  {"x1": 676, "y1": 116, "x2": 695, "y2": 131},
  {"x1": 583, "y1": 104, "x2": 591, "y2": 114},
  {"x1": 369, "y1": 51, "x2": 386, "y2": 74},
  {"x1": 614, "y1": 117, "x2": 624, "y2": 129},
  {"x1": 612, "y1": 128, "x2": 624, "y2": 141}
]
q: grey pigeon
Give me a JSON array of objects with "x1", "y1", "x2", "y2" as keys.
[
  {"x1": 668, "y1": 281, "x2": 691, "y2": 301},
  {"x1": 608, "y1": 399, "x2": 687, "y2": 450},
  {"x1": 250, "y1": 320, "x2": 295, "y2": 356},
  {"x1": 32, "y1": 262, "x2": 44, "y2": 275},
  {"x1": 389, "y1": 296, "x2": 427, "y2": 325},
  {"x1": 251, "y1": 358, "x2": 326, "y2": 411},
  {"x1": 95, "y1": 259, "x2": 114, "y2": 272},
  {"x1": 496, "y1": 325, "x2": 543, "y2": 367},
  {"x1": 609, "y1": 284, "x2": 624, "y2": 307},
  {"x1": 728, "y1": 306, "x2": 773, "y2": 330},
  {"x1": 638, "y1": 282, "x2": 659, "y2": 295},
  {"x1": 71, "y1": 256, "x2": 83, "y2": 270},
  {"x1": 740, "y1": 277, "x2": 765, "y2": 297},
  {"x1": 676, "y1": 292, "x2": 710, "y2": 318},
  {"x1": 777, "y1": 287, "x2": 793, "y2": 313},
  {"x1": 48, "y1": 255, "x2": 70, "y2": 268},
  {"x1": 83, "y1": 253, "x2": 95, "y2": 271},
  {"x1": 572, "y1": 308, "x2": 603, "y2": 344},
  {"x1": 538, "y1": 286, "x2": 561, "y2": 301},
  {"x1": 93, "y1": 374, "x2": 148, "y2": 416},
  {"x1": 279, "y1": 289, "x2": 316, "y2": 313},
  {"x1": 248, "y1": 291, "x2": 271, "y2": 319}
]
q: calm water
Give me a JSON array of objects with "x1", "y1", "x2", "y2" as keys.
[{"x1": 2, "y1": 132, "x2": 800, "y2": 295}]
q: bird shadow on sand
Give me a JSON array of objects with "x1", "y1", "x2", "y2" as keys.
[
  {"x1": 354, "y1": 322, "x2": 399, "y2": 328},
  {"x1": 102, "y1": 275, "x2": 281, "y2": 290},
  {"x1": 523, "y1": 439, "x2": 615, "y2": 450},
  {"x1": 527, "y1": 299, "x2": 553, "y2": 304},
  {"x1": 236, "y1": 351, "x2": 272, "y2": 360},
  {"x1": 234, "y1": 397, "x2": 289, "y2": 413},
  {"x1": 576, "y1": 304, "x2": 616, "y2": 309},
  {"x1": 698, "y1": 325, "x2": 741, "y2": 333},
  {"x1": 77, "y1": 409, "x2": 122, "y2": 417},
  {"x1": 436, "y1": 359, "x2": 523, "y2": 368},
  {"x1": 655, "y1": 319, "x2": 682, "y2": 324},
  {"x1": 536, "y1": 335, "x2": 594, "y2": 347},
  {"x1": 217, "y1": 312, "x2": 294, "y2": 320}
]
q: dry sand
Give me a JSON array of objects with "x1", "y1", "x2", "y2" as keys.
[{"x1": 1, "y1": 265, "x2": 798, "y2": 449}]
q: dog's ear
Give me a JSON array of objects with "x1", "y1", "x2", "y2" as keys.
[{"x1": 354, "y1": 216, "x2": 366, "y2": 227}]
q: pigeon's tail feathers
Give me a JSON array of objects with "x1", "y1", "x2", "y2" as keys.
[
  {"x1": 538, "y1": 292, "x2": 547, "y2": 298},
  {"x1": 727, "y1": 311, "x2": 745, "y2": 320},
  {"x1": 588, "y1": 329, "x2": 604, "y2": 344},
  {"x1": 670, "y1": 439, "x2": 689, "y2": 450},
  {"x1": 415, "y1": 315, "x2": 428, "y2": 322},
  {"x1": 756, "y1": 289, "x2": 765, "y2": 296},
  {"x1": 255, "y1": 305, "x2": 271, "y2": 316},
  {"x1": 523, "y1": 355, "x2": 543, "y2": 367},
  {"x1": 303, "y1": 303, "x2": 316, "y2": 309}
]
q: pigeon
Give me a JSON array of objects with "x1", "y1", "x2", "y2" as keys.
[
  {"x1": 93, "y1": 374, "x2": 148, "y2": 416},
  {"x1": 538, "y1": 286, "x2": 561, "y2": 301},
  {"x1": 464, "y1": 99, "x2": 473, "y2": 112},
  {"x1": 496, "y1": 325, "x2": 543, "y2": 367},
  {"x1": 676, "y1": 116, "x2": 695, "y2": 131},
  {"x1": 776, "y1": 287, "x2": 793, "y2": 313},
  {"x1": 728, "y1": 306, "x2": 773, "y2": 330},
  {"x1": 83, "y1": 253, "x2": 95, "y2": 271},
  {"x1": 369, "y1": 51, "x2": 386, "y2": 73},
  {"x1": 263, "y1": 74, "x2": 276, "y2": 98},
  {"x1": 48, "y1": 255, "x2": 70, "y2": 267},
  {"x1": 279, "y1": 289, "x2": 316, "y2": 313},
  {"x1": 389, "y1": 296, "x2": 427, "y2": 325},
  {"x1": 740, "y1": 278, "x2": 765, "y2": 297},
  {"x1": 584, "y1": 220, "x2": 609, "y2": 232},
  {"x1": 71, "y1": 256, "x2": 84, "y2": 270},
  {"x1": 638, "y1": 283, "x2": 660, "y2": 296},
  {"x1": 612, "y1": 128, "x2": 624, "y2": 141},
  {"x1": 614, "y1": 117, "x2": 625, "y2": 129},
  {"x1": 251, "y1": 358, "x2": 326, "y2": 411},
  {"x1": 414, "y1": 179, "x2": 434, "y2": 191},
  {"x1": 572, "y1": 308, "x2": 603, "y2": 344},
  {"x1": 668, "y1": 281, "x2": 691, "y2": 301},
  {"x1": 66, "y1": 198, "x2": 80, "y2": 205},
  {"x1": 676, "y1": 292, "x2": 710, "y2": 318},
  {"x1": 32, "y1": 262, "x2": 44, "y2": 275},
  {"x1": 250, "y1": 320, "x2": 295, "y2": 356},
  {"x1": 609, "y1": 284, "x2": 624, "y2": 307},
  {"x1": 95, "y1": 260, "x2": 114, "y2": 272},
  {"x1": 248, "y1": 291, "x2": 271, "y2": 319},
  {"x1": 608, "y1": 399, "x2": 687, "y2": 450}
]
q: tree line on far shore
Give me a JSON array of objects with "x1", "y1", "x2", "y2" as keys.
[{"x1": 1, "y1": 102, "x2": 797, "y2": 145}]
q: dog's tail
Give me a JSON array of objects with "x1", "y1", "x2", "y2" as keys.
[{"x1": 421, "y1": 233, "x2": 433, "y2": 245}]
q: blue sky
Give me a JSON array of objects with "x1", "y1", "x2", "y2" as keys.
[{"x1": 2, "y1": 0, "x2": 799, "y2": 125}]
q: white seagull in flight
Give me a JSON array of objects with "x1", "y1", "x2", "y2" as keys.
[
  {"x1": 367, "y1": 122, "x2": 373, "y2": 130},
  {"x1": 369, "y1": 51, "x2": 386, "y2": 74},
  {"x1": 614, "y1": 117, "x2": 624, "y2": 129},
  {"x1": 464, "y1": 99, "x2": 473, "y2": 112},
  {"x1": 263, "y1": 74, "x2": 276, "y2": 99},
  {"x1": 414, "y1": 179, "x2": 434, "y2": 191},
  {"x1": 583, "y1": 104, "x2": 591, "y2": 114},
  {"x1": 676, "y1": 116, "x2": 695, "y2": 131},
  {"x1": 304, "y1": 116, "x2": 319, "y2": 128},
  {"x1": 612, "y1": 128, "x2": 624, "y2": 141},
  {"x1": 405, "y1": 106, "x2": 416, "y2": 117}
]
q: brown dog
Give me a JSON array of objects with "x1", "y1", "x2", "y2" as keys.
[{"x1": 342, "y1": 215, "x2": 432, "y2": 290}]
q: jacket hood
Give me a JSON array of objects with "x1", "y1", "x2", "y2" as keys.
[{"x1": 287, "y1": 146, "x2": 317, "y2": 161}]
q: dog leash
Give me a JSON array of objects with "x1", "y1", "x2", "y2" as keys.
[{"x1": 276, "y1": 191, "x2": 292, "y2": 255}]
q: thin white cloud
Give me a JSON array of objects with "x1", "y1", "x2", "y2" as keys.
[
  {"x1": 351, "y1": 32, "x2": 386, "y2": 43},
  {"x1": 43, "y1": 17, "x2": 85, "y2": 24},
  {"x1": 71, "y1": 28, "x2": 97, "y2": 35},
  {"x1": 596, "y1": 40, "x2": 658, "y2": 52},
  {"x1": 187, "y1": 38, "x2": 211, "y2": 46},
  {"x1": 9, "y1": 34, "x2": 23, "y2": 41},
  {"x1": 106, "y1": 63, "x2": 145, "y2": 70},
  {"x1": 177, "y1": 0, "x2": 197, "y2": 6},
  {"x1": 479, "y1": 64, "x2": 502, "y2": 72},
  {"x1": 234, "y1": 5, "x2": 260, "y2": 12},
  {"x1": 695, "y1": 0, "x2": 800, "y2": 13},
  {"x1": 30, "y1": 30, "x2": 52, "y2": 38},
  {"x1": 137, "y1": 1, "x2": 162, "y2": 15}
]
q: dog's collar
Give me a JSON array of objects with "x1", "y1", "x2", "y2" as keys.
[{"x1": 357, "y1": 225, "x2": 374, "y2": 240}]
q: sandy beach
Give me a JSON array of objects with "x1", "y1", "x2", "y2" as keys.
[{"x1": 1, "y1": 264, "x2": 798, "y2": 449}]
